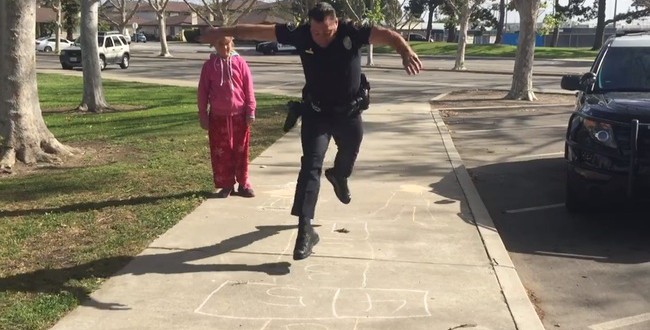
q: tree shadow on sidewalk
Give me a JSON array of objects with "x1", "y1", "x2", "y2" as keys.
[{"x1": 0, "y1": 225, "x2": 294, "y2": 310}]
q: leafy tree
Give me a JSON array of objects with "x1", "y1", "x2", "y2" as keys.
[
  {"x1": 495, "y1": 0, "x2": 505, "y2": 44},
  {"x1": 445, "y1": 0, "x2": 486, "y2": 70},
  {"x1": 364, "y1": 0, "x2": 384, "y2": 65},
  {"x1": 438, "y1": 2, "x2": 458, "y2": 42},
  {"x1": 592, "y1": 0, "x2": 650, "y2": 50},
  {"x1": 40, "y1": 0, "x2": 64, "y2": 53},
  {"x1": 469, "y1": 6, "x2": 497, "y2": 30},
  {"x1": 0, "y1": 1, "x2": 79, "y2": 172},
  {"x1": 100, "y1": 0, "x2": 143, "y2": 36},
  {"x1": 541, "y1": 0, "x2": 594, "y2": 47},
  {"x1": 408, "y1": 0, "x2": 445, "y2": 40},
  {"x1": 148, "y1": 0, "x2": 172, "y2": 56},
  {"x1": 506, "y1": 0, "x2": 541, "y2": 101},
  {"x1": 79, "y1": 0, "x2": 111, "y2": 112},
  {"x1": 181, "y1": 0, "x2": 259, "y2": 26},
  {"x1": 62, "y1": 0, "x2": 81, "y2": 40}
]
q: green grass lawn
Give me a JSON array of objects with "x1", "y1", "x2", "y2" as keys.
[
  {"x1": 0, "y1": 74, "x2": 293, "y2": 330},
  {"x1": 372, "y1": 41, "x2": 598, "y2": 59}
]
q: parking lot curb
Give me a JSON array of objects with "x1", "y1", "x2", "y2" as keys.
[
  {"x1": 434, "y1": 103, "x2": 574, "y2": 111},
  {"x1": 430, "y1": 92, "x2": 545, "y2": 330}
]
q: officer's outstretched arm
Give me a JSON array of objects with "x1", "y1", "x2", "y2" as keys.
[
  {"x1": 369, "y1": 26, "x2": 422, "y2": 75},
  {"x1": 198, "y1": 24, "x2": 277, "y2": 45}
]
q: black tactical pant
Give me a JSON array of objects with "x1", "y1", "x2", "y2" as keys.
[{"x1": 290, "y1": 107, "x2": 363, "y2": 220}]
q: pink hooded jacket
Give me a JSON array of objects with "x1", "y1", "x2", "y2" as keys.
[{"x1": 197, "y1": 52, "x2": 256, "y2": 120}]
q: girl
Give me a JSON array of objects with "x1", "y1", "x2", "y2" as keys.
[{"x1": 198, "y1": 36, "x2": 256, "y2": 198}]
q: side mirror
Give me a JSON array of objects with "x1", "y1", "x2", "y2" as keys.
[
  {"x1": 561, "y1": 74, "x2": 582, "y2": 91},
  {"x1": 580, "y1": 72, "x2": 597, "y2": 86},
  {"x1": 561, "y1": 72, "x2": 596, "y2": 91}
]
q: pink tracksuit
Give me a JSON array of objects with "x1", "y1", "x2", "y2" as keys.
[{"x1": 197, "y1": 52, "x2": 256, "y2": 189}]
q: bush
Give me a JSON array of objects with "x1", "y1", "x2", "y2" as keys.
[{"x1": 184, "y1": 28, "x2": 201, "y2": 43}]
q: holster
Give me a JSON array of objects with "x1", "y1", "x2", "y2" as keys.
[
  {"x1": 358, "y1": 73, "x2": 370, "y2": 111},
  {"x1": 299, "y1": 73, "x2": 371, "y2": 117}
]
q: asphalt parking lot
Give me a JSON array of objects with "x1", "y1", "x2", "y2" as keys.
[{"x1": 442, "y1": 105, "x2": 650, "y2": 329}]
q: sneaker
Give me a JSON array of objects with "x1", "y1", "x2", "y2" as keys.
[
  {"x1": 293, "y1": 225, "x2": 319, "y2": 260},
  {"x1": 324, "y1": 168, "x2": 351, "y2": 204},
  {"x1": 283, "y1": 101, "x2": 302, "y2": 132},
  {"x1": 238, "y1": 186, "x2": 255, "y2": 198},
  {"x1": 214, "y1": 187, "x2": 234, "y2": 198}
]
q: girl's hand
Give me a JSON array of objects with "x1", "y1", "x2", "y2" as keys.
[
  {"x1": 199, "y1": 115, "x2": 209, "y2": 130},
  {"x1": 246, "y1": 116, "x2": 255, "y2": 126}
]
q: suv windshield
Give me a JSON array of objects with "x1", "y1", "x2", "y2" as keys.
[
  {"x1": 597, "y1": 46, "x2": 650, "y2": 92},
  {"x1": 97, "y1": 36, "x2": 104, "y2": 46}
]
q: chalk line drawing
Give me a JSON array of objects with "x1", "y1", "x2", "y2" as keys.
[
  {"x1": 259, "y1": 182, "x2": 296, "y2": 211},
  {"x1": 195, "y1": 281, "x2": 430, "y2": 320}
]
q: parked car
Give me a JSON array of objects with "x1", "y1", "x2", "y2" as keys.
[
  {"x1": 35, "y1": 36, "x2": 49, "y2": 48},
  {"x1": 561, "y1": 31, "x2": 650, "y2": 212},
  {"x1": 132, "y1": 32, "x2": 147, "y2": 43},
  {"x1": 59, "y1": 31, "x2": 130, "y2": 70},
  {"x1": 405, "y1": 33, "x2": 431, "y2": 42},
  {"x1": 256, "y1": 41, "x2": 297, "y2": 55},
  {"x1": 36, "y1": 37, "x2": 73, "y2": 52}
]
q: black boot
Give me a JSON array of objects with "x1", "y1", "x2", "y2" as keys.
[
  {"x1": 283, "y1": 101, "x2": 302, "y2": 132},
  {"x1": 293, "y1": 225, "x2": 319, "y2": 260},
  {"x1": 325, "y1": 168, "x2": 351, "y2": 204}
]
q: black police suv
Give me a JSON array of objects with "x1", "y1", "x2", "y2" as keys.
[{"x1": 561, "y1": 32, "x2": 650, "y2": 212}]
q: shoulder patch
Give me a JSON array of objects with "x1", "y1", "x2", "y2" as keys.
[{"x1": 343, "y1": 36, "x2": 352, "y2": 50}]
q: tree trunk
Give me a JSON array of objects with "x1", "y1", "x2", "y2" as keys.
[
  {"x1": 55, "y1": 1, "x2": 62, "y2": 54},
  {"x1": 426, "y1": 5, "x2": 435, "y2": 41},
  {"x1": 0, "y1": 1, "x2": 79, "y2": 173},
  {"x1": 550, "y1": 0, "x2": 560, "y2": 47},
  {"x1": 551, "y1": 25, "x2": 560, "y2": 47},
  {"x1": 495, "y1": 0, "x2": 505, "y2": 44},
  {"x1": 506, "y1": 0, "x2": 539, "y2": 101},
  {"x1": 366, "y1": 44, "x2": 374, "y2": 66},
  {"x1": 157, "y1": 12, "x2": 172, "y2": 57},
  {"x1": 454, "y1": 4, "x2": 470, "y2": 70},
  {"x1": 79, "y1": 0, "x2": 110, "y2": 112},
  {"x1": 592, "y1": 0, "x2": 606, "y2": 50},
  {"x1": 446, "y1": 24, "x2": 456, "y2": 43}
]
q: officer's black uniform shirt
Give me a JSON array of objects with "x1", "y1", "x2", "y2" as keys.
[{"x1": 275, "y1": 21, "x2": 372, "y2": 107}]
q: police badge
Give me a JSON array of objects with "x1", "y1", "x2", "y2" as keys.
[
  {"x1": 287, "y1": 22, "x2": 297, "y2": 32},
  {"x1": 343, "y1": 36, "x2": 352, "y2": 50}
]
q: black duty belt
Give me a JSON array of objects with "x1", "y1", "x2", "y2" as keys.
[{"x1": 310, "y1": 101, "x2": 358, "y2": 114}]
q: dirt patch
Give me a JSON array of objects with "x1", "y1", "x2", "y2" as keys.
[
  {"x1": 527, "y1": 288, "x2": 546, "y2": 321},
  {"x1": 432, "y1": 89, "x2": 576, "y2": 110},
  {"x1": 42, "y1": 105, "x2": 146, "y2": 114},
  {"x1": 1, "y1": 142, "x2": 138, "y2": 178}
]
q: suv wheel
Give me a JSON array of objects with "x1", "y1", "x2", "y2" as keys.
[
  {"x1": 119, "y1": 54, "x2": 129, "y2": 69},
  {"x1": 99, "y1": 55, "x2": 107, "y2": 71},
  {"x1": 61, "y1": 64, "x2": 73, "y2": 70},
  {"x1": 44, "y1": 46, "x2": 52, "y2": 52}
]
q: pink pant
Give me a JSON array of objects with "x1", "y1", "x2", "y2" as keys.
[{"x1": 208, "y1": 113, "x2": 250, "y2": 189}]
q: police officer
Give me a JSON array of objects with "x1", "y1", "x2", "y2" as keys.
[{"x1": 199, "y1": 2, "x2": 422, "y2": 260}]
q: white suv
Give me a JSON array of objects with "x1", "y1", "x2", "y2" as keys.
[{"x1": 59, "y1": 31, "x2": 131, "y2": 70}]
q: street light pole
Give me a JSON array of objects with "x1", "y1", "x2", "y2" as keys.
[{"x1": 613, "y1": 0, "x2": 618, "y2": 30}]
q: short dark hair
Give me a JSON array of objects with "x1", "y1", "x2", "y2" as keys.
[{"x1": 308, "y1": 2, "x2": 336, "y2": 22}]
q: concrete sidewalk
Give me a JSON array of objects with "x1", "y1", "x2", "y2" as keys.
[{"x1": 51, "y1": 100, "x2": 544, "y2": 329}]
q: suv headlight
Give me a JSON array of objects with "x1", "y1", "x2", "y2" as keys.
[{"x1": 583, "y1": 118, "x2": 617, "y2": 148}]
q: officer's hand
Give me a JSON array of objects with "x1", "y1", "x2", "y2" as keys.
[
  {"x1": 198, "y1": 27, "x2": 225, "y2": 44},
  {"x1": 402, "y1": 51, "x2": 422, "y2": 75}
]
